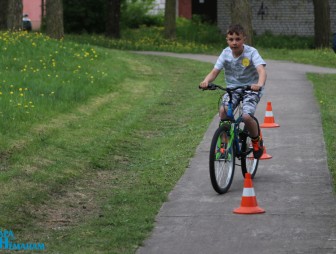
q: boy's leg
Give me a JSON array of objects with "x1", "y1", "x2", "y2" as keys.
[{"x1": 242, "y1": 91, "x2": 263, "y2": 159}]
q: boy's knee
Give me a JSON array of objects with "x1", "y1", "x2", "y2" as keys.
[
  {"x1": 219, "y1": 106, "x2": 226, "y2": 119},
  {"x1": 242, "y1": 113, "x2": 252, "y2": 122}
]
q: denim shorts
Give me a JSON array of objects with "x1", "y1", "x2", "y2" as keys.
[{"x1": 221, "y1": 88, "x2": 262, "y2": 115}]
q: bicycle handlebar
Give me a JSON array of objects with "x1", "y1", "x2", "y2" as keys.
[{"x1": 199, "y1": 83, "x2": 253, "y2": 92}]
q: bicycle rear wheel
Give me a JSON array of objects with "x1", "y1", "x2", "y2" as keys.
[
  {"x1": 241, "y1": 133, "x2": 259, "y2": 178},
  {"x1": 209, "y1": 125, "x2": 235, "y2": 194}
]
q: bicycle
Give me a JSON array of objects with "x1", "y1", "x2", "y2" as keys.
[{"x1": 201, "y1": 83, "x2": 261, "y2": 194}]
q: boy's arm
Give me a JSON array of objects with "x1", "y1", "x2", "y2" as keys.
[
  {"x1": 200, "y1": 68, "x2": 221, "y2": 88},
  {"x1": 251, "y1": 65, "x2": 267, "y2": 91}
]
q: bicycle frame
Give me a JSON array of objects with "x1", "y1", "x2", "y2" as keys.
[
  {"x1": 221, "y1": 93, "x2": 246, "y2": 159},
  {"x1": 201, "y1": 83, "x2": 261, "y2": 194}
]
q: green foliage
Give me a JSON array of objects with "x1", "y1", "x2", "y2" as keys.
[
  {"x1": 121, "y1": 0, "x2": 162, "y2": 28},
  {"x1": 176, "y1": 16, "x2": 226, "y2": 44},
  {"x1": 66, "y1": 18, "x2": 331, "y2": 58},
  {"x1": 254, "y1": 31, "x2": 315, "y2": 49},
  {"x1": 63, "y1": 0, "x2": 161, "y2": 33},
  {"x1": 66, "y1": 27, "x2": 219, "y2": 54}
]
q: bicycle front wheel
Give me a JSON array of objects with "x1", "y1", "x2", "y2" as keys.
[
  {"x1": 209, "y1": 125, "x2": 235, "y2": 194},
  {"x1": 241, "y1": 133, "x2": 259, "y2": 178}
]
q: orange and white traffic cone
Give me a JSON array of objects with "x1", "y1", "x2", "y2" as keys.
[
  {"x1": 260, "y1": 101, "x2": 280, "y2": 128},
  {"x1": 260, "y1": 130, "x2": 272, "y2": 160},
  {"x1": 233, "y1": 173, "x2": 265, "y2": 214}
]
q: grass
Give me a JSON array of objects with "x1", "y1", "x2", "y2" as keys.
[
  {"x1": 0, "y1": 30, "x2": 219, "y2": 253},
  {"x1": 0, "y1": 24, "x2": 336, "y2": 253},
  {"x1": 307, "y1": 73, "x2": 336, "y2": 186}
]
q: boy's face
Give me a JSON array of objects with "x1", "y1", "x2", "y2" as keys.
[{"x1": 226, "y1": 32, "x2": 245, "y2": 57}]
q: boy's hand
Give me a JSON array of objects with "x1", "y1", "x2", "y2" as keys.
[
  {"x1": 251, "y1": 84, "x2": 263, "y2": 91},
  {"x1": 199, "y1": 81, "x2": 209, "y2": 89}
]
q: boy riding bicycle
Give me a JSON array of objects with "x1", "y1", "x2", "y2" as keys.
[{"x1": 199, "y1": 24, "x2": 267, "y2": 159}]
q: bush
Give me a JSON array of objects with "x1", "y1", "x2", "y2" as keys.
[
  {"x1": 121, "y1": 0, "x2": 162, "y2": 28},
  {"x1": 63, "y1": 0, "x2": 161, "y2": 34},
  {"x1": 176, "y1": 16, "x2": 226, "y2": 44},
  {"x1": 254, "y1": 31, "x2": 314, "y2": 49}
]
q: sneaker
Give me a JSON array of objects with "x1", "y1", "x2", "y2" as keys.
[{"x1": 251, "y1": 136, "x2": 264, "y2": 159}]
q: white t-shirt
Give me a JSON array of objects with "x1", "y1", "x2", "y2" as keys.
[{"x1": 214, "y1": 44, "x2": 266, "y2": 88}]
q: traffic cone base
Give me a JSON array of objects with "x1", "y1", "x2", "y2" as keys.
[
  {"x1": 260, "y1": 122, "x2": 280, "y2": 128},
  {"x1": 234, "y1": 206, "x2": 265, "y2": 214},
  {"x1": 260, "y1": 101, "x2": 279, "y2": 128},
  {"x1": 233, "y1": 173, "x2": 265, "y2": 215},
  {"x1": 260, "y1": 146, "x2": 272, "y2": 160}
]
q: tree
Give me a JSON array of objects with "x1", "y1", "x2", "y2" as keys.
[
  {"x1": 230, "y1": 0, "x2": 253, "y2": 45},
  {"x1": 0, "y1": 0, "x2": 23, "y2": 31},
  {"x1": 106, "y1": 0, "x2": 121, "y2": 38},
  {"x1": 0, "y1": 0, "x2": 8, "y2": 30},
  {"x1": 46, "y1": 0, "x2": 64, "y2": 39},
  {"x1": 7, "y1": 0, "x2": 22, "y2": 31},
  {"x1": 164, "y1": 0, "x2": 176, "y2": 39},
  {"x1": 313, "y1": 0, "x2": 331, "y2": 48}
]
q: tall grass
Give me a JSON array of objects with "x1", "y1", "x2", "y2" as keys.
[{"x1": 0, "y1": 31, "x2": 126, "y2": 146}]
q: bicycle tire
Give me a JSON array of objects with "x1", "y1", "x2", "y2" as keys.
[
  {"x1": 241, "y1": 133, "x2": 259, "y2": 178},
  {"x1": 209, "y1": 125, "x2": 235, "y2": 194}
]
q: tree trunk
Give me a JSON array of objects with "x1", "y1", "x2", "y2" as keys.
[
  {"x1": 313, "y1": 0, "x2": 331, "y2": 48},
  {"x1": 105, "y1": 0, "x2": 120, "y2": 38},
  {"x1": 0, "y1": 0, "x2": 8, "y2": 30},
  {"x1": 7, "y1": 0, "x2": 22, "y2": 31},
  {"x1": 46, "y1": 0, "x2": 64, "y2": 39},
  {"x1": 230, "y1": 0, "x2": 253, "y2": 45},
  {"x1": 164, "y1": 0, "x2": 176, "y2": 39}
]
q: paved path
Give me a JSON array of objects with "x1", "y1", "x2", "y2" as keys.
[{"x1": 135, "y1": 52, "x2": 336, "y2": 254}]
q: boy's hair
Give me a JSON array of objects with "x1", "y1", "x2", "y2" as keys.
[{"x1": 227, "y1": 24, "x2": 245, "y2": 36}]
